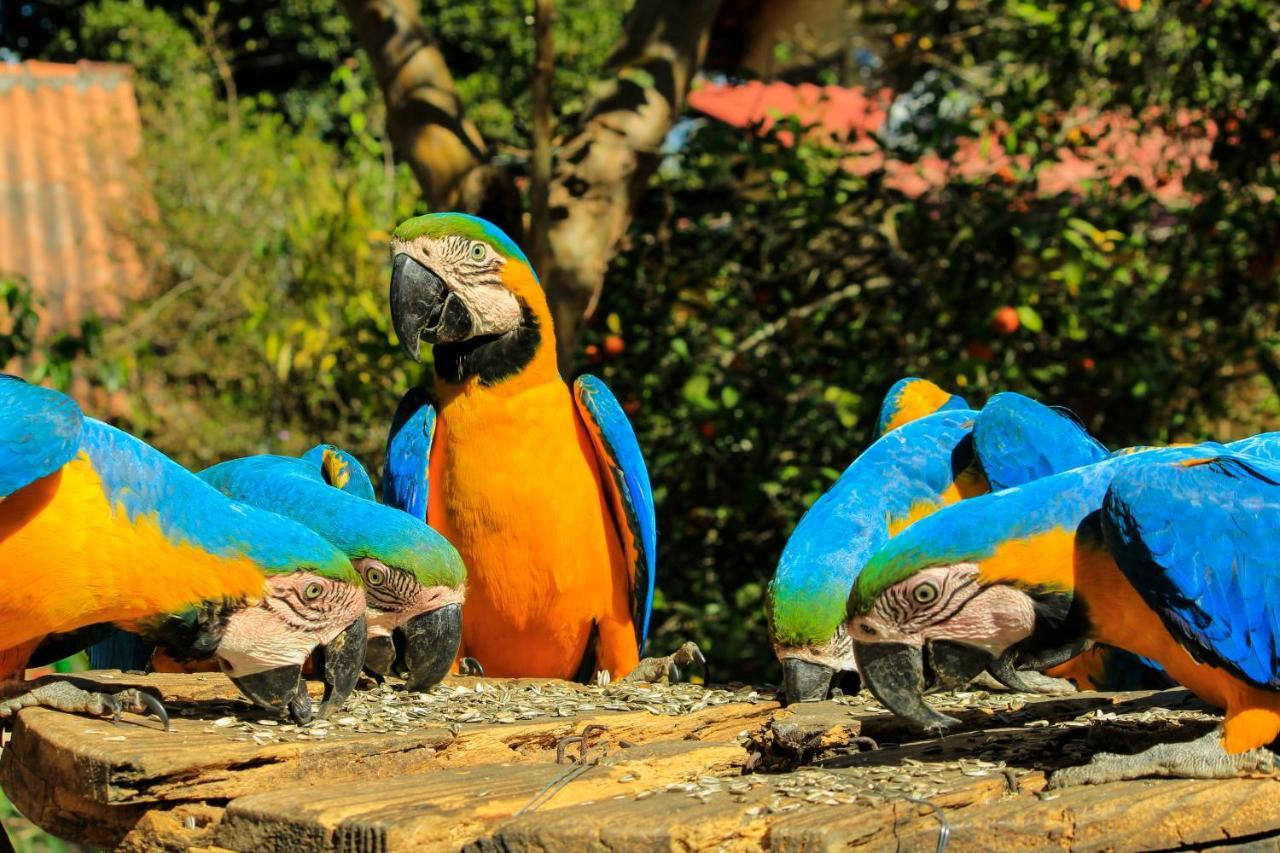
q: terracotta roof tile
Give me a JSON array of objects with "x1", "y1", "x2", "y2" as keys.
[{"x1": 0, "y1": 60, "x2": 147, "y2": 330}]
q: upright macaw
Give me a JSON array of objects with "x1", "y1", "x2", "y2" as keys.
[
  {"x1": 875, "y1": 377, "x2": 969, "y2": 437},
  {"x1": 198, "y1": 448, "x2": 466, "y2": 690},
  {"x1": 0, "y1": 377, "x2": 367, "y2": 725},
  {"x1": 846, "y1": 436, "x2": 1280, "y2": 784},
  {"x1": 385, "y1": 213, "x2": 664, "y2": 680},
  {"x1": 768, "y1": 406, "x2": 987, "y2": 703}
]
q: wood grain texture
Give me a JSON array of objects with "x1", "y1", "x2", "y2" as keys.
[{"x1": 5, "y1": 674, "x2": 1280, "y2": 852}]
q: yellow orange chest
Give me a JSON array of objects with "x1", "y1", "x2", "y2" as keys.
[
  {"x1": 0, "y1": 456, "x2": 265, "y2": 665},
  {"x1": 427, "y1": 379, "x2": 626, "y2": 674}
]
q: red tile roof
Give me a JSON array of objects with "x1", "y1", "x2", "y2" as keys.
[
  {"x1": 689, "y1": 81, "x2": 1216, "y2": 206},
  {"x1": 0, "y1": 60, "x2": 147, "y2": 330}
]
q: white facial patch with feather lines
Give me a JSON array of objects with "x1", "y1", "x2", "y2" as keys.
[{"x1": 391, "y1": 235, "x2": 523, "y2": 338}]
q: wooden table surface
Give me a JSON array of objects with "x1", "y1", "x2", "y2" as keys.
[{"x1": 3, "y1": 671, "x2": 1279, "y2": 852}]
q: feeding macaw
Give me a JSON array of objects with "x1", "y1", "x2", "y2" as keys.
[
  {"x1": 0, "y1": 376, "x2": 367, "y2": 725},
  {"x1": 768, "y1": 406, "x2": 987, "y2": 703},
  {"x1": 875, "y1": 377, "x2": 969, "y2": 437},
  {"x1": 971, "y1": 391, "x2": 1111, "y2": 490},
  {"x1": 968, "y1": 391, "x2": 1170, "y2": 691},
  {"x1": 846, "y1": 435, "x2": 1280, "y2": 784},
  {"x1": 198, "y1": 448, "x2": 466, "y2": 690},
  {"x1": 300, "y1": 443, "x2": 377, "y2": 500},
  {"x1": 385, "y1": 213, "x2": 679, "y2": 682}
]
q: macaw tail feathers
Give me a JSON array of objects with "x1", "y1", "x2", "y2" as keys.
[{"x1": 86, "y1": 627, "x2": 155, "y2": 672}]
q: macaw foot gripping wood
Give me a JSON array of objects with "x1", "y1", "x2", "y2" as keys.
[{"x1": 5, "y1": 672, "x2": 1280, "y2": 851}]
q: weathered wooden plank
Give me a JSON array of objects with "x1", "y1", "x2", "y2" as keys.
[
  {"x1": 7, "y1": 671, "x2": 1270, "y2": 853},
  {"x1": 216, "y1": 739, "x2": 747, "y2": 852},
  {"x1": 0, "y1": 707, "x2": 457, "y2": 804},
  {"x1": 892, "y1": 778, "x2": 1280, "y2": 852},
  {"x1": 0, "y1": 672, "x2": 775, "y2": 848}
]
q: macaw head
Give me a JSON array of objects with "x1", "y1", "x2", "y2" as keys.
[
  {"x1": 217, "y1": 552, "x2": 367, "y2": 724},
  {"x1": 201, "y1": 452, "x2": 465, "y2": 693},
  {"x1": 343, "y1": 509, "x2": 467, "y2": 692},
  {"x1": 388, "y1": 213, "x2": 548, "y2": 386},
  {"x1": 141, "y1": 518, "x2": 368, "y2": 726},
  {"x1": 842, "y1": 461, "x2": 1125, "y2": 732}
]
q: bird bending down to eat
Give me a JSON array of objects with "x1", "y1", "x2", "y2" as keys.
[
  {"x1": 1, "y1": 376, "x2": 367, "y2": 726},
  {"x1": 199, "y1": 446, "x2": 466, "y2": 690},
  {"x1": 846, "y1": 434, "x2": 1280, "y2": 785},
  {"x1": 768, "y1": 397, "x2": 985, "y2": 704},
  {"x1": 385, "y1": 213, "x2": 696, "y2": 682},
  {"x1": 969, "y1": 390, "x2": 1168, "y2": 692},
  {"x1": 874, "y1": 376, "x2": 970, "y2": 438}
]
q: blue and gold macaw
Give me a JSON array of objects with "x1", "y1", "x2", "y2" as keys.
[
  {"x1": 969, "y1": 391, "x2": 1168, "y2": 691},
  {"x1": 771, "y1": 383, "x2": 1135, "y2": 704},
  {"x1": 199, "y1": 448, "x2": 465, "y2": 690},
  {"x1": 385, "y1": 213, "x2": 667, "y2": 681},
  {"x1": 875, "y1": 377, "x2": 969, "y2": 437},
  {"x1": 300, "y1": 443, "x2": 377, "y2": 500},
  {"x1": 847, "y1": 434, "x2": 1280, "y2": 784},
  {"x1": 0, "y1": 376, "x2": 367, "y2": 725},
  {"x1": 769, "y1": 396, "x2": 987, "y2": 703},
  {"x1": 972, "y1": 391, "x2": 1110, "y2": 490}
]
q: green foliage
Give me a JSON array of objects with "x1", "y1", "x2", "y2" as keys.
[
  {"x1": 431, "y1": 0, "x2": 626, "y2": 147},
  {"x1": 0, "y1": 275, "x2": 103, "y2": 391}
]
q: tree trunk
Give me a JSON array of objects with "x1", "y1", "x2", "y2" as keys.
[
  {"x1": 341, "y1": 0, "x2": 522, "y2": 238},
  {"x1": 542, "y1": 0, "x2": 723, "y2": 370},
  {"x1": 530, "y1": 0, "x2": 556, "y2": 277}
]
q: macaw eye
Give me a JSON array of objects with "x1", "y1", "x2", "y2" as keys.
[
  {"x1": 913, "y1": 582, "x2": 939, "y2": 605},
  {"x1": 470, "y1": 243, "x2": 486, "y2": 261},
  {"x1": 304, "y1": 582, "x2": 324, "y2": 600},
  {"x1": 366, "y1": 567, "x2": 386, "y2": 586}
]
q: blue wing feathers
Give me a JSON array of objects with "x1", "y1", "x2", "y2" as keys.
[
  {"x1": 573, "y1": 375, "x2": 656, "y2": 653},
  {"x1": 382, "y1": 386, "x2": 435, "y2": 520},
  {"x1": 974, "y1": 392, "x2": 1110, "y2": 490},
  {"x1": 1103, "y1": 454, "x2": 1280, "y2": 689},
  {"x1": 0, "y1": 377, "x2": 85, "y2": 497}
]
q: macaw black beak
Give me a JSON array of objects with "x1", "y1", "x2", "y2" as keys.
[
  {"x1": 230, "y1": 664, "x2": 311, "y2": 724},
  {"x1": 390, "y1": 253, "x2": 474, "y2": 359},
  {"x1": 364, "y1": 634, "x2": 397, "y2": 677},
  {"x1": 781, "y1": 658, "x2": 835, "y2": 704},
  {"x1": 401, "y1": 602, "x2": 463, "y2": 692},
  {"x1": 315, "y1": 613, "x2": 367, "y2": 718},
  {"x1": 927, "y1": 639, "x2": 995, "y2": 690},
  {"x1": 854, "y1": 640, "x2": 990, "y2": 734}
]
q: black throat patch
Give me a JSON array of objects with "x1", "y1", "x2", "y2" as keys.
[
  {"x1": 141, "y1": 599, "x2": 242, "y2": 662},
  {"x1": 433, "y1": 302, "x2": 541, "y2": 386}
]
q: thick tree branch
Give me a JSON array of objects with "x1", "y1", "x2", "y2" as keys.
[
  {"x1": 530, "y1": 0, "x2": 556, "y2": 276},
  {"x1": 341, "y1": 0, "x2": 521, "y2": 235},
  {"x1": 543, "y1": 0, "x2": 723, "y2": 369}
]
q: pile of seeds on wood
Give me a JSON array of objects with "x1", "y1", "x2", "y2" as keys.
[{"x1": 159, "y1": 679, "x2": 767, "y2": 745}]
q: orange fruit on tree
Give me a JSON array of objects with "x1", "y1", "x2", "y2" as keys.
[{"x1": 991, "y1": 306, "x2": 1020, "y2": 335}]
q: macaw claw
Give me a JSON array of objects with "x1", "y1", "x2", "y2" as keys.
[
  {"x1": 622, "y1": 641, "x2": 708, "y2": 685},
  {"x1": 0, "y1": 680, "x2": 170, "y2": 731},
  {"x1": 458, "y1": 656, "x2": 485, "y2": 677},
  {"x1": 1048, "y1": 728, "x2": 1278, "y2": 788}
]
